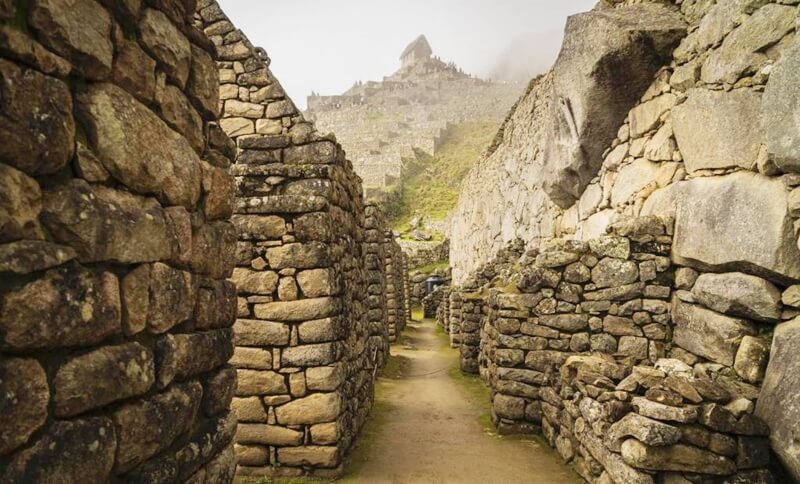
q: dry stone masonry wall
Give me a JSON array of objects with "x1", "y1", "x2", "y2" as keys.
[
  {"x1": 0, "y1": 0, "x2": 238, "y2": 481},
  {"x1": 197, "y1": 1, "x2": 405, "y2": 478},
  {"x1": 449, "y1": 1, "x2": 800, "y2": 480},
  {"x1": 440, "y1": 216, "x2": 787, "y2": 482}
]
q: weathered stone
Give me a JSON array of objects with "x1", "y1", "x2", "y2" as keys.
[
  {"x1": 762, "y1": 40, "x2": 800, "y2": 172},
  {"x1": 266, "y1": 242, "x2": 330, "y2": 269},
  {"x1": 621, "y1": 439, "x2": 736, "y2": 475},
  {"x1": 306, "y1": 365, "x2": 344, "y2": 391},
  {"x1": 231, "y1": 268, "x2": 278, "y2": 295},
  {"x1": 230, "y1": 347, "x2": 272, "y2": 370},
  {"x1": 275, "y1": 392, "x2": 340, "y2": 425},
  {"x1": 233, "y1": 319, "x2": 290, "y2": 346},
  {"x1": 0, "y1": 164, "x2": 43, "y2": 243},
  {"x1": 156, "y1": 330, "x2": 233, "y2": 386},
  {"x1": 755, "y1": 317, "x2": 800, "y2": 480},
  {"x1": 76, "y1": 83, "x2": 202, "y2": 208},
  {"x1": 237, "y1": 424, "x2": 302, "y2": 446},
  {"x1": 254, "y1": 297, "x2": 340, "y2": 322},
  {"x1": 54, "y1": 342, "x2": 154, "y2": 417},
  {"x1": 112, "y1": 382, "x2": 202, "y2": 472},
  {"x1": 42, "y1": 181, "x2": 174, "y2": 264},
  {"x1": 0, "y1": 240, "x2": 76, "y2": 275},
  {"x1": 281, "y1": 342, "x2": 338, "y2": 367},
  {"x1": 191, "y1": 221, "x2": 237, "y2": 279},
  {"x1": 672, "y1": 89, "x2": 761, "y2": 173},
  {"x1": 0, "y1": 59, "x2": 74, "y2": 176},
  {"x1": 113, "y1": 37, "x2": 156, "y2": 103},
  {"x1": 195, "y1": 280, "x2": 237, "y2": 330},
  {"x1": 589, "y1": 236, "x2": 630, "y2": 259},
  {"x1": 232, "y1": 397, "x2": 267, "y2": 422},
  {"x1": 236, "y1": 370, "x2": 286, "y2": 396},
  {"x1": 494, "y1": 394, "x2": 526, "y2": 420},
  {"x1": 0, "y1": 264, "x2": 120, "y2": 350},
  {"x1": 630, "y1": 94, "x2": 678, "y2": 139},
  {"x1": 606, "y1": 413, "x2": 681, "y2": 452},
  {"x1": 297, "y1": 268, "x2": 337, "y2": 297},
  {"x1": 1, "y1": 417, "x2": 116, "y2": 482},
  {"x1": 0, "y1": 358, "x2": 49, "y2": 455},
  {"x1": 672, "y1": 299, "x2": 756, "y2": 366},
  {"x1": 541, "y1": 5, "x2": 686, "y2": 207},
  {"x1": 204, "y1": 366, "x2": 237, "y2": 416},
  {"x1": 578, "y1": 428, "x2": 654, "y2": 484},
  {"x1": 592, "y1": 257, "x2": 639, "y2": 289},
  {"x1": 147, "y1": 263, "x2": 195, "y2": 334},
  {"x1": 646, "y1": 171, "x2": 800, "y2": 283},
  {"x1": 157, "y1": 84, "x2": 204, "y2": 153},
  {"x1": 632, "y1": 397, "x2": 697, "y2": 423},
  {"x1": 0, "y1": 24, "x2": 71, "y2": 76},
  {"x1": 188, "y1": 44, "x2": 219, "y2": 119},
  {"x1": 29, "y1": 0, "x2": 113, "y2": 79},
  {"x1": 701, "y1": 4, "x2": 796, "y2": 85},
  {"x1": 277, "y1": 446, "x2": 339, "y2": 468},
  {"x1": 139, "y1": 8, "x2": 191, "y2": 87},
  {"x1": 299, "y1": 318, "x2": 341, "y2": 343},
  {"x1": 691, "y1": 272, "x2": 781, "y2": 322},
  {"x1": 232, "y1": 215, "x2": 286, "y2": 240}
]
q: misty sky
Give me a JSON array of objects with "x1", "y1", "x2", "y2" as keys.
[{"x1": 217, "y1": 1, "x2": 597, "y2": 108}]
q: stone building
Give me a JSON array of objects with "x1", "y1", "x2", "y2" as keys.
[
  {"x1": 400, "y1": 34, "x2": 433, "y2": 69},
  {"x1": 0, "y1": 0, "x2": 238, "y2": 481}
]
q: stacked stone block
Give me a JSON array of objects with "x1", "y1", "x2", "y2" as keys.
[
  {"x1": 197, "y1": 1, "x2": 394, "y2": 477},
  {"x1": 365, "y1": 204, "x2": 390, "y2": 369},
  {"x1": 435, "y1": 288, "x2": 452, "y2": 332},
  {"x1": 0, "y1": 1, "x2": 237, "y2": 481},
  {"x1": 385, "y1": 234, "x2": 408, "y2": 341},
  {"x1": 464, "y1": 216, "x2": 784, "y2": 481},
  {"x1": 448, "y1": 291, "x2": 464, "y2": 348},
  {"x1": 459, "y1": 292, "x2": 486, "y2": 375},
  {"x1": 422, "y1": 284, "x2": 448, "y2": 319}
]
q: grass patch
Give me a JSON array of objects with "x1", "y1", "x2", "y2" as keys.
[
  {"x1": 410, "y1": 305, "x2": 424, "y2": 321},
  {"x1": 339, "y1": 397, "x2": 394, "y2": 482},
  {"x1": 389, "y1": 122, "x2": 498, "y2": 235},
  {"x1": 411, "y1": 259, "x2": 449, "y2": 273}
]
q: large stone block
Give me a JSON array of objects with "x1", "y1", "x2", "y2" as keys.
[
  {"x1": 230, "y1": 268, "x2": 278, "y2": 295},
  {"x1": 236, "y1": 369, "x2": 287, "y2": 396},
  {"x1": 672, "y1": 299, "x2": 756, "y2": 366},
  {"x1": 76, "y1": 83, "x2": 202, "y2": 208},
  {"x1": 156, "y1": 329, "x2": 233, "y2": 387},
  {"x1": 191, "y1": 221, "x2": 237, "y2": 279},
  {"x1": 54, "y1": 342, "x2": 154, "y2": 417},
  {"x1": 541, "y1": 4, "x2": 686, "y2": 207},
  {"x1": 254, "y1": 297, "x2": 340, "y2": 322},
  {"x1": 0, "y1": 264, "x2": 120, "y2": 350},
  {"x1": 1, "y1": 417, "x2": 116, "y2": 482},
  {"x1": 237, "y1": 424, "x2": 302, "y2": 446},
  {"x1": 41, "y1": 180, "x2": 175, "y2": 264},
  {"x1": 691, "y1": 272, "x2": 781, "y2": 322},
  {"x1": 139, "y1": 8, "x2": 191, "y2": 87},
  {"x1": 672, "y1": 89, "x2": 761, "y2": 174},
  {"x1": 756, "y1": 317, "x2": 800, "y2": 480},
  {"x1": 281, "y1": 342, "x2": 338, "y2": 367},
  {"x1": 761, "y1": 40, "x2": 800, "y2": 172},
  {"x1": 112, "y1": 382, "x2": 202, "y2": 473},
  {"x1": 277, "y1": 446, "x2": 339, "y2": 468},
  {"x1": 644, "y1": 171, "x2": 800, "y2": 283},
  {"x1": 266, "y1": 242, "x2": 330, "y2": 270},
  {"x1": 147, "y1": 262, "x2": 195, "y2": 334},
  {"x1": 275, "y1": 392, "x2": 341, "y2": 425},
  {"x1": 0, "y1": 163, "x2": 43, "y2": 243},
  {"x1": 0, "y1": 59, "x2": 74, "y2": 176},
  {"x1": 29, "y1": 0, "x2": 113, "y2": 80},
  {"x1": 621, "y1": 439, "x2": 736, "y2": 475},
  {"x1": 231, "y1": 215, "x2": 286, "y2": 241},
  {"x1": 0, "y1": 358, "x2": 49, "y2": 455}
]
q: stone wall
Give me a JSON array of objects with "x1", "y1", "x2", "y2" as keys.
[
  {"x1": 441, "y1": 216, "x2": 792, "y2": 482},
  {"x1": 385, "y1": 234, "x2": 409, "y2": 341},
  {"x1": 0, "y1": 1, "x2": 237, "y2": 481},
  {"x1": 197, "y1": 1, "x2": 402, "y2": 477}
]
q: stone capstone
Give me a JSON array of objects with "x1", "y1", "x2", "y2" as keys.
[{"x1": 541, "y1": 4, "x2": 686, "y2": 207}]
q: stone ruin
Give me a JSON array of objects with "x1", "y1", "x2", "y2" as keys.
[
  {"x1": 0, "y1": 0, "x2": 238, "y2": 481},
  {"x1": 0, "y1": 0, "x2": 408, "y2": 481},
  {"x1": 306, "y1": 36, "x2": 522, "y2": 188},
  {"x1": 440, "y1": 216, "x2": 787, "y2": 482}
]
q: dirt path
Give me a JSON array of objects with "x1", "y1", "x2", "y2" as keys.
[{"x1": 341, "y1": 319, "x2": 580, "y2": 484}]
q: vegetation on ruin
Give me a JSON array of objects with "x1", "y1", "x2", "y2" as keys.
[{"x1": 389, "y1": 122, "x2": 499, "y2": 238}]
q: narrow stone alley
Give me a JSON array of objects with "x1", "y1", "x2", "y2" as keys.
[{"x1": 341, "y1": 318, "x2": 578, "y2": 484}]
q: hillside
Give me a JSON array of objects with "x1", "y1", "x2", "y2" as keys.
[{"x1": 390, "y1": 122, "x2": 498, "y2": 239}]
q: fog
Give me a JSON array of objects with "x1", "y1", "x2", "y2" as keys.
[{"x1": 216, "y1": 0, "x2": 597, "y2": 108}]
